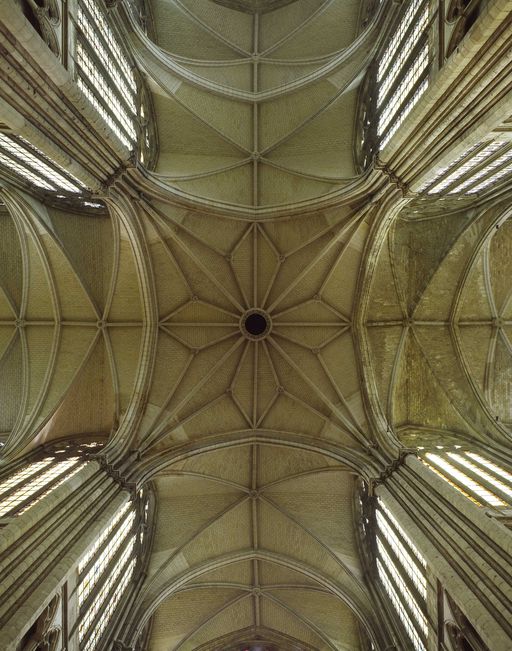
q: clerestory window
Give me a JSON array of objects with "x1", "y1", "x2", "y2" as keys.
[
  {"x1": 376, "y1": 498, "x2": 428, "y2": 651},
  {"x1": 377, "y1": 0, "x2": 430, "y2": 148},
  {"x1": 75, "y1": 0, "x2": 138, "y2": 150},
  {"x1": 77, "y1": 488, "x2": 150, "y2": 651},
  {"x1": 0, "y1": 133, "x2": 87, "y2": 196},
  {"x1": 417, "y1": 140, "x2": 512, "y2": 195},
  {"x1": 0, "y1": 0, "x2": 155, "y2": 202},
  {"x1": 0, "y1": 449, "x2": 88, "y2": 519},
  {"x1": 422, "y1": 449, "x2": 512, "y2": 509}
]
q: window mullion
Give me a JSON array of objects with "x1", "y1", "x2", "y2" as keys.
[
  {"x1": 79, "y1": 532, "x2": 134, "y2": 617},
  {"x1": 378, "y1": 32, "x2": 429, "y2": 108},
  {"x1": 12, "y1": 136, "x2": 81, "y2": 188},
  {"x1": 377, "y1": 532, "x2": 427, "y2": 614},
  {"x1": 446, "y1": 455, "x2": 510, "y2": 506},
  {"x1": 79, "y1": 538, "x2": 136, "y2": 651},
  {"x1": 0, "y1": 459, "x2": 84, "y2": 517},
  {"x1": 0, "y1": 458, "x2": 54, "y2": 502},
  {"x1": 441, "y1": 144, "x2": 511, "y2": 194},
  {"x1": 379, "y1": 506, "x2": 426, "y2": 578},
  {"x1": 74, "y1": 15, "x2": 136, "y2": 119},
  {"x1": 377, "y1": 557, "x2": 428, "y2": 650},
  {"x1": 0, "y1": 143, "x2": 58, "y2": 191},
  {"x1": 424, "y1": 457, "x2": 486, "y2": 506},
  {"x1": 74, "y1": 60, "x2": 134, "y2": 146},
  {"x1": 466, "y1": 453, "x2": 512, "y2": 487},
  {"x1": 71, "y1": 0, "x2": 138, "y2": 151},
  {"x1": 379, "y1": 65, "x2": 430, "y2": 140},
  {"x1": 74, "y1": 39, "x2": 136, "y2": 140},
  {"x1": 77, "y1": 0, "x2": 135, "y2": 91},
  {"x1": 379, "y1": 0, "x2": 430, "y2": 81},
  {"x1": 78, "y1": 508, "x2": 131, "y2": 579},
  {"x1": 76, "y1": 493, "x2": 144, "y2": 651},
  {"x1": 378, "y1": 503, "x2": 425, "y2": 572},
  {"x1": 454, "y1": 146, "x2": 512, "y2": 194},
  {"x1": 424, "y1": 141, "x2": 494, "y2": 193}
]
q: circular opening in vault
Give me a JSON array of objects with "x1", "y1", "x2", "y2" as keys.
[
  {"x1": 240, "y1": 309, "x2": 272, "y2": 340},
  {"x1": 245, "y1": 312, "x2": 268, "y2": 336}
]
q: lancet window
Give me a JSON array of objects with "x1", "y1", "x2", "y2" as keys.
[
  {"x1": 420, "y1": 140, "x2": 512, "y2": 195},
  {"x1": 417, "y1": 139, "x2": 512, "y2": 195},
  {"x1": 0, "y1": 450, "x2": 87, "y2": 519},
  {"x1": 422, "y1": 449, "x2": 512, "y2": 510},
  {"x1": 377, "y1": 0, "x2": 430, "y2": 147},
  {"x1": 376, "y1": 498, "x2": 428, "y2": 651},
  {"x1": 0, "y1": 0, "x2": 155, "y2": 201},
  {"x1": 77, "y1": 488, "x2": 149, "y2": 651},
  {"x1": 0, "y1": 132, "x2": 86, "y2": 195},
  {"x1": 75, "y1": 0, "x2": 138, "y2": 150}
]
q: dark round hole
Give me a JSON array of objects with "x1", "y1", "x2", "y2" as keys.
[{"x1": 244, "y1": 312, "x2": 268, "y2": 336}]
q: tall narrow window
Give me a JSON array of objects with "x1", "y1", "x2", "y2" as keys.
[
  {"x1": 0, "y1": 132, "x2": 86, "y2": 195},
  {"x1": 77, "y1": 491, "x2": 146, "y2": 651},
  {"x1": 377, "y1": 0, "x2": 430, "y2": 148},
  {"x1": 423, "y1": 450, "x2": 512, "y2": 509},
  {"x1": 75, "y1": 0, "x2": 138, "y2": 150},
  {"x1": 0, "y1": 453, "x2": 86, "y2": 519},
  {"x1": 417, "y1": 140, "x2": 512, "y2": 195},
  {"x1": 376, "y1": 499, "x2": 428, "y2": 651}
]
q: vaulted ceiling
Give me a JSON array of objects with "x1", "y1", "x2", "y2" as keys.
[
  {"x1": 130, "y1": 0, "x2": 380, "y2": 208},
  {"x1": 140, "y1": 444, "x2": 369, "y2": 651},
  {"x1": 364, "y1": 196, "x2": 512, "y2": 448},
  {"x1": 0, "y1": 185, "x2": 384, "y2": 649},
  {"x1": 1, "y1": 0, "x2": 512, "y2": 649}
]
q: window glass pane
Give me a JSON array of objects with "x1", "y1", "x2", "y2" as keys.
[
  {"x1": 0, "y1": 457, "x2": 85, "y2": 517},
  {"x1": 79, "y1": 501, "x2": 131, "y2": 572},
  {"x1": 425, "y1": 453, "x2": 506, "y2": 507},
  {"x1": 377, "y1": 0, "x2": 430, "y2": 146},
  {"x1": 466, "y1": 453, "x2": 512, "y2": 484},
  {"x1": 377, "y1": 560, "x2": 427, "y2": 651},
  {"x1": 418, "y1": 141, "x2": 512, "y2": 195},
  {"x1": 0, "y1": 133, "x2": 85, "y2": 194},
  {"x1": 77, "y1": 494, "x2": 142, "y2": 651},
  {"x1": 78, "y1": 509, "x2": 136, "y2": 604},
  {"x1": 376, "y1": 499, "x2": 428, "y2": 651},
  {"x1": 76, "y1": 0, "x2": 138, "y2": 149},
  {"x1": 448, "y1": 453, "x2": 512, "y2": 500},
  {"x1": 378, "y1": 499, "x2": 425, "y2": 565}
]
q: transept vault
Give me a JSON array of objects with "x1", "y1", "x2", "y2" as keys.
[{"x1": 0, "y1": 0, "x2": 512, "y2": 650}]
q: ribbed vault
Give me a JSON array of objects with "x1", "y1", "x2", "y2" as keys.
[
  {"x1": 136, "y1": 443, "x2": 375, "y2": 651},
  {"x1": 363, "y1": 196, "x2": 512, "y2": 448},
  {"x1": 3, "y1": 0, "x2": 512, "y2": 649},
  {"x1": 127, "y1": 0, "x2": 382, "y2": 208},
  {"x1": 131, "y1": 198, "x2": 373, "y2": 455},
  {"x1": 211, "y1": 0, "x2": 300, "y2": 12},
  {"x1": 0, "y1": 188, "x2": 142, "y2": 457},
  {"x1": 0, "y1": 181, "x2": 381, "y2": 648}
]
